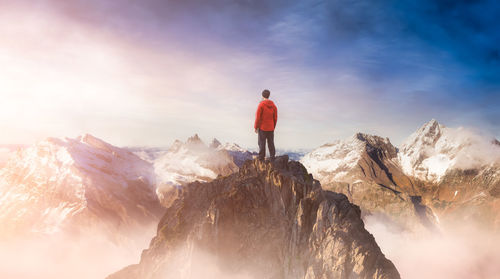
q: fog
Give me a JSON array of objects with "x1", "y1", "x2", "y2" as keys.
[
  {"x1": 0, "y1": 228, "x2": 155, "y2": 279},
  {"x1": 442, "y1": 126, "x2": 500, "y2": 170},
  {"x1": 1, "y1": 212, "x2": 499, "y2": 278},
  {"x1": 154, "y1": 246, "x2": 257, "y2": 279},
  {"x1": 365, "y1": 216, "x2": 500, "y2": 279}
]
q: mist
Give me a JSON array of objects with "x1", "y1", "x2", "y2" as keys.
[
  {"x1": 151, "y1": 246, "x2": 257, "y2": 279},
  {"x1": 441, "y1": 126, "x2": 500, "y2": 170},
  {"x1": 0, "y1": 228, "x2": 156, "y2": 279},
  {"x1": 365, "y1": 215, "x2": 500, "y2": 279}
]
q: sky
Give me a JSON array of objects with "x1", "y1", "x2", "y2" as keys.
[{"x1": 0, "y1": 0, "x2": 499, "y2": 149}]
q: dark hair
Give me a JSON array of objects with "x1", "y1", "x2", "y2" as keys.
[{"x1": 262, "y1": 89, "x2": 270, "y2": 99}]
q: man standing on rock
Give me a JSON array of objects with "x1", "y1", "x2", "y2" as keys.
[{"x1": 254, "y1": 89, "x2": 278, "y2": 161}]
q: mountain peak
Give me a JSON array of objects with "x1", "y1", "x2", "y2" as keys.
[
  {"x1": 417, "y1": 119, "x2": 443, "y2": 138},
  {"x1": 186, "y1": 134, "x2": 205, "y2": 147},
  {"x1": 108, "y1": 156, "x2": 400, "y2": 279},
  {"x1": 353, "y1": 132, "x2": 391, "y2": 146},
  {"x1": 79, "y1": 133, "x2": 113, "y2": 151},
  {"x1": 493, "y1": 139, "x2": 500, "y2": 146},
  {"x1": 187, "y1": 133, "x2": 201, "y2": 142},
  {"x1": 401, "y1": 119, "x2": 444, "y2": 151},
  {"x1": 209, "y1": 138, "x2": 221, "y2": 149}
]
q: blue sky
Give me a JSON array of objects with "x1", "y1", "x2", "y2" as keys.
[{"x1": 1, "y1": 0, "x2": 499, "y2": 148}]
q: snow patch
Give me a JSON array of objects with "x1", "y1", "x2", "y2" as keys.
[
  {"x1": 399, "y1": 120, "x2": 500, "y2": 182},
  {"x1": 301, "y1": 134, "x2": 366, "y2": 181}
]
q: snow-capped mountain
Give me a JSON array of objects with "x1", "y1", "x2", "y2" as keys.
[
  {"x1": 398, "y1": 120, "x2": 500, "y2": 230},
  {"x1": 301, "y1": 119, "x2": 500, "y2": 231},
  {"x1": 301, "y1": 134, "x2": 376, "y2": 182},
  {"x1": 301, "y1": 133, "x2": 433, "y2": 231},
  {"x1": 0, "y1": 134, "x2": 163, "y2": 240},
  {"x1": 153, "y1": 135, "x2": 239, "y2": 195},
  {"x1": 399, "y1": 119, "x2": 500, "y2": 182},
  {"x1": 127, "y1": 135, "x2": 254, "y2": 204}
]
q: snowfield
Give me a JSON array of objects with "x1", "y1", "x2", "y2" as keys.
[{"x1": 399, "y1": 119, "x2": 500, "y2": 182}]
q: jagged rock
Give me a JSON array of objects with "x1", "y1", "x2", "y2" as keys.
[
  {"x1": 107, "y1": 156, "x2": 400, "y2": 279},
  {"x1": 398, "y1": 120, "x2": 500, "y2": 231},
  {"x1": 186, "y1": 134, "x2": 203, "y2": 146},
  {"x1": 493, "y1": 139, "x2": 500, "y2": 146},
  {"x1": 301, "y1": 133, "x2": 436, "y2": 232},
  {"x1": 302, "y1": 120, "x2": 500, "y2": 232},
  {"x1": 209, "y1": 138, "x2": 222, "y2": 149}
]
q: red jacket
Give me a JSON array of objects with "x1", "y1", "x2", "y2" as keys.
[{"x1": 254, "y1": 99, "x2": 278, "y2": 131}]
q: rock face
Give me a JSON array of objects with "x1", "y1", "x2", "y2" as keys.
[
  {"x1": 302, "y1": 120, "x2": 500, "y2": 232},
  {"x1": 398, "y1": 120, "x2": 500, "y2": 230},
  {"x1": 0, "y1": 134, "x2": 163, "y2": 241},
  {"x1": 301, "y1": 133, "x2": 436, "y2": 232},
  {"x1": 108, "y1": 156, "x2": 400, "y2": 279}
]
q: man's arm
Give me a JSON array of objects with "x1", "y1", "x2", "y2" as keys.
[
  {"x1": 273, "y1": 106, "x2": 278, "y2": 128},
  {"x1": 254, "y1": 103, "x2": 262, "y2": 132}
]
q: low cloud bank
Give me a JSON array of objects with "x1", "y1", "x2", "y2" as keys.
[
  {"x1": 0, "y1": 229, "x2": 155, "y2": 279},
  {"x1": 365, "y1": 215, "x2": 500, "y2": 279}
]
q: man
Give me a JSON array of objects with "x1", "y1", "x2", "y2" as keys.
[{"x1": 254, "y1": 89, "x2": 278, "y2": 161}]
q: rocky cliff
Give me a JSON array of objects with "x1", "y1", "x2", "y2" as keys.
[
  {"x1": 108, "y1": 156, "x2": 400, "y2": 279},
  {"x1": 398, "y1": 120, "x2": 500, "y2": 230},
  {"x1": 301, "y1": 133, "x2": 436, "y2": 232}
]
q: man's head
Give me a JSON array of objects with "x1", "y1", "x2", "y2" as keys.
[{"x1": 262, "y1": 89, "x2": 270, "y2": 99}]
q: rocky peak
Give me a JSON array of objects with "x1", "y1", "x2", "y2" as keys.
[
  {"x1": 80, "y1": 133, "x2": 112, "y2": 150},
  {"x1": 209, "y1": 138, "x2": 221, "y2": 149},
  {"x1": 355, "y1": 133, "x2": 397, "y2": 159},
  {"x1": 186, "y1": 133, "x2": 203, "y2": 145},
  {"x1": 493, "y1": 139, "x2": 500, "y2": 146},
  {"x1": 403, "y1": 119, "x2": 443, "y2": 151},
  {"x1": 301, "y1": 132, "x2": 399, "y2": 183},
  {"x1": 108, "y1": 156, "x2": 400, "y2": 279},
  {"x1": 184, "y1": 134, "x2": 207, "y2": 152}
]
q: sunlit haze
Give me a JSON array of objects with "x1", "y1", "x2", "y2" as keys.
[{"x1": 1, "y1": 0, "x2": 499, "y2": 148}]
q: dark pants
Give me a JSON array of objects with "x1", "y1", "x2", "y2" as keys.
[{"x1": 258, "y1": 129, "x2": 275, "y2": 160}]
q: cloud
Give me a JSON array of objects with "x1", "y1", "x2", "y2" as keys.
[
  {"x1": 0, "y1": 231, "x2": 155, "y2": 279},
  {"x1": 365, "y1": 215, "x2": 500, "y2": 279}
]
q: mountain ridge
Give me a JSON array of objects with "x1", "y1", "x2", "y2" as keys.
[
  {"x1": 301, "y1": 119, "x2": 500, "y2": 231},
  {"x1": 108, "y1": 156, "x2": 400, "y2": 279},
  {"x1": 0, "y1": 134, "x2": 163, "y2": 240}
]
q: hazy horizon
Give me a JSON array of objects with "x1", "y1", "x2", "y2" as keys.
[{"x1": 0, "y1": 118, "x2": 498, "y2": 151}]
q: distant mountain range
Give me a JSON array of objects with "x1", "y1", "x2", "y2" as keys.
[
  {"x1": 0, "y1": 134, "x2": 256, "y2": 239},
  {"x1": 301, "y1": 119, "x2": 500, "y2": 232},
  {"x1": 1, "y1": 120, "x2": 499, "y2": 278},
  {"x1": 1, "y1": 120, "x2": 499, "y2": 236},
  {"x1": 0, "y1": 134, "x2": 163, "y2": 241}
]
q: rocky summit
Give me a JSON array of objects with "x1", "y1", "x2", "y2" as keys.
[
  {"x1": 301, "y1": 133, "x2": 437, "y2": 232},
  {"x1": 108, "y1": 156, "x2": 400, "y2": 279}
]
